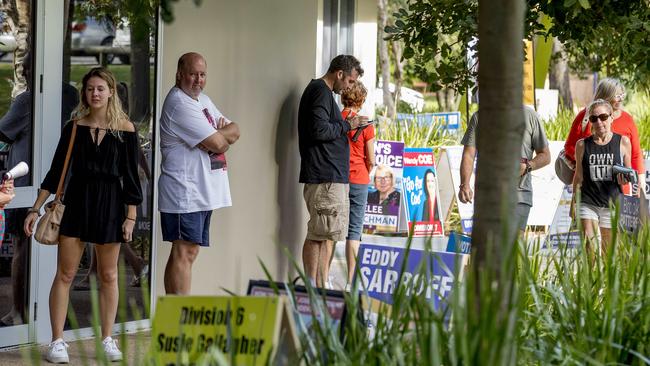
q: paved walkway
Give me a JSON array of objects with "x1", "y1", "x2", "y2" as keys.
[{"x1": 0, "y1": 332, "x2": 151, "y2": 365}]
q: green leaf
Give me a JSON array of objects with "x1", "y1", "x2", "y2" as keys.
[{"x1": 577, "y1": 0, "x2": 590, "y2": 9}]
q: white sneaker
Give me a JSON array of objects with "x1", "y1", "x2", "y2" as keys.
[
  {"x1": 102, "y1": 337, "x2": 123, "y2": 362},
  {"x1": 45, "y1": 338, "x2": 69, "y2": 364}
]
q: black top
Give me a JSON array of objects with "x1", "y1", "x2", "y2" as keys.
[
  {"x1": 580, "y1": 133, "x2": 623, "y2": 208},
  {"x1": 298, "y1": 79, "x2": 351, "y2": 183},
  {"x1": 41, "y1": 122, "x2": 143, "y2": 243}
]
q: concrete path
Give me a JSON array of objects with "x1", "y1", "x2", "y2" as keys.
[{"x1": 0, "y1": 332, "x2": 151, "y2": 365}]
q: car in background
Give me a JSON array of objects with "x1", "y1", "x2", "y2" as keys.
[
  {"x1": 71, "y1": 16, "x2": 116, "y2": 63},
  {"x1": 0, "y1": 11, "x2": 17, "y2": 58},
  {"x1": 0, "y1": 32, "x2": 16, "y2": 58}
]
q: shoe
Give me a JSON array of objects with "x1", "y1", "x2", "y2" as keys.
[
  {"x1": 102, "y1": 337, "x2": 123, "y2": 362},
  {"x1": 45, "y1": 338, "x2": 69, "y2": 364},
  {"x1": 130, "y1": 264, "x2": 149, "y2": 287}
]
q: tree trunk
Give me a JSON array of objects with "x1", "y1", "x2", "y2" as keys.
[
  {"x1": 377, "y1": 0, "x2": 395, "y2": 117},
  {"x1": 62, "y1": 0, "x2": 72, "y2": 84},
  {"x1": 471, "y1": 1, "x2": 526, "y2": 363},
  {"x1": 549, "y1": 38, "x2": 573, "y2": 110},
  {"x1": 475, "y1": 0, "x2": 524, "y2": 273},
  {"x1": 391, "y1": 40, "x2": 404, "y2": 112},
  {"x1": 129, "y1": 23, "x2": 151, "y2": 125},
  {"x1": 6, "y1": 0, "x2": 30, "y2": 98}
]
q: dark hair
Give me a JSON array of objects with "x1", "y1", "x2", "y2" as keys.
[
  {"x1": 327, "y1": 54, "x2": 364, "y2": 77},
  {"x1": 424, "y1": 169, "x2": 436, "y2": 198}
]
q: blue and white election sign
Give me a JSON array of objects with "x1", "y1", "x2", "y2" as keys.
[
  {"x1": 396, "y1": 112, "x2": 461, "y2": 130},
  {"x1": 355, "y1": 243, "x2": 466, "y2": 311},
  {"x1": 446, "y1": 231, "x2": 471, "y2": 254}
]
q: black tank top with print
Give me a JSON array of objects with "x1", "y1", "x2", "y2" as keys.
[{"x1": 581, "y1": 133, "x2": 623, "y2": 207}]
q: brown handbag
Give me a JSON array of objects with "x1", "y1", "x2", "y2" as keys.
[{"x1": 34, "y1": 121, "x2": 77, "y2": 245}]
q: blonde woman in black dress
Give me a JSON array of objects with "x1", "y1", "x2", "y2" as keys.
[{"x1": 24, "y1": 67, "x2": 142, "y2": 363}]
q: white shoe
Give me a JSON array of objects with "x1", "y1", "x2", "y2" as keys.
[
  {"x1": 102, "y1": 337, "x2": 123, "y2": 362},
  {"x1": 45, "y1": 338, "x2": 69, "y2": 364}
]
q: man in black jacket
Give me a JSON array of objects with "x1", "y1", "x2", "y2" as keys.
[{"x1": 298, "y1": 55, "x2": 367, "y2": 288}]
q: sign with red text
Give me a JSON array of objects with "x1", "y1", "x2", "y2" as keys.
[{"x1": 402, "y1": 148, "x2": 444, "y2": 236}]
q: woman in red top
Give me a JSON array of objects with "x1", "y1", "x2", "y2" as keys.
[
  {"x1": 563, "y1": 78, "x2": 644, "y2": 194},
  {"x1": 342, "y1": 81, "x2": 375, "y2": 287}
]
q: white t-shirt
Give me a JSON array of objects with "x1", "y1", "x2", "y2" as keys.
[{"x1": 158, "y1": 87, "x2": 232, "y2": 213}]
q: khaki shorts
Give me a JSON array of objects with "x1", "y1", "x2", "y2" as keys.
[{"x1": 303, "y1": 183, "x2": 349, "y2": 242}]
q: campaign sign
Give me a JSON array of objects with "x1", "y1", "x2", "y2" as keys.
[
  {"x1": 356, "y1": 243, "x2": 462, "y2": 311},
  {"x1": 396, "y1": 112, "x2": 461, "y2": 130},
  {"x1": 619, "y1": 195, "x2": 641, "y2": 233},
  {"x1": 365, "y1": 140, "x2": 405, "y2": 232},
  {"x1": 402, "y1": 148, "x2": 444, "y2": 236},
  {"x1": 149, "y1": 296, "x2": 299, "y2": 366},
  {"x1": 247, "y1": 280, "x2": 347, "y2": 340},
  {"x1": 544, "y1": 185, "x2": 580, "y2": 249},
  {"x1": 446, "y1": 231, "x2": 471, "y2": 254}
]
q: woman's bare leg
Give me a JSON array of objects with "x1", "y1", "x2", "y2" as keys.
[
  {"x1": 50, "y1": 236, "x2": 85, "y2": 341},
  {"x1": 95, "y1": 243, "x2": 121, "y2": 339}
]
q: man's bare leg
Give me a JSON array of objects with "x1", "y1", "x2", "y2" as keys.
[
  {"x1": 164, "y1": 240, "x2": 200, "y2": 294},
  {"x1": 302, "y1": 239, "x2": 322, "y2": 286}
]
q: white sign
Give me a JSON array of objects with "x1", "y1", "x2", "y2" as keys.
[
  {"x1": 535, "y1": 89, "x2": 559, "y2": 121},
  {"x1": 544, "y1": 185, "x2": 580, "y2": 249},
  {"x1": 528, "y1": 141, "x2": 565, "y2": 226},
  {"x1": 437, "y1": 146, "x2": 475, "y2": 233}
]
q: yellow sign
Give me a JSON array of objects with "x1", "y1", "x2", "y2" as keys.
[
  {"x1": 148, "y1": 296, "x2": 299, "y2": 365},
  {"x1": 523, "y1": 40, "x2": 535, "y2": 107}
]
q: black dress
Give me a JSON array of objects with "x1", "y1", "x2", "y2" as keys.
[{"x1": 41, "y1": 122, "x2": 143, "y2": 244}]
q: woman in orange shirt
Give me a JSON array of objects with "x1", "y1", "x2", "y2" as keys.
[
  {"x1": 563, "y1": 78, "x2": 644, "y2": 194},
  {"x1": 342, "y1": 81, "x2": 375, "y2": 287}
]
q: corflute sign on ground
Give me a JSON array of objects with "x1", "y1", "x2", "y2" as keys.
[
  {"x1": 402, "y1": 147, "x2": 444, "y2": 236},
  {"x1": 355, "y1": 243, "x2": 465, "y2": 311}
]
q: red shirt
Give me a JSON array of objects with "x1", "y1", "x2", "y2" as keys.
[
  {"x1": 564, "y1": 109, "x2": 644, "y2": 176},
  {"x1": 343, "y1": 109, "x2": 375, "y2": 184}
]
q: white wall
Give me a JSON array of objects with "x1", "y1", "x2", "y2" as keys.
[{"x1": 155, "y1": 0, "x2": 377, "y2": 297}]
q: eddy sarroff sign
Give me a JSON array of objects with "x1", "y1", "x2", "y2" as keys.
[{"x1": 355, "y1": 243, "x2": 463, "y2": 310}]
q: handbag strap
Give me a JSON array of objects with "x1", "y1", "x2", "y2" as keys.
[{"x1": 55, "y1": 121, "x2": 78, "y2": 200}]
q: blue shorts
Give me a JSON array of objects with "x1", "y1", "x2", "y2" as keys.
[
  {"x1": 161, "y1": 211, "x2": 212, "y2": 246},
  {"x1": 347, "y1": 183, "x2": 369, "y2": 240}
]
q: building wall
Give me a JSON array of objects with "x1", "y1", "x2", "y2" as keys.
[{"x1": 155, "y1": 0, "x2": 376, "y2": 297}]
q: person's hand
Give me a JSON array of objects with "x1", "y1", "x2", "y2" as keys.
[
  {"x1": 347, "y1": 115, "x2": 368, "y2": 130},
  {"x1": 519, "y1": 162, "x2": 528, "y2": 177},
  {"x1": 0, "y1": 179, "x2": 15, "y2": 206},
  {"x1": 216, "y1": 116, "x2": 229, "y2": 129},
  {"x1": 122, "y1": 218, "x2": 135, "y2": 242},
  {"x1": 24, "y1": 211, "x2": 39, "y2": 237},
  {"x1": 616, "y1": 173, "x2": 630, "y2": 185},
  {"x1": 1, "y1": 178, "x2": 15, "y2": 191},
  {"x1": 458, "y1": 183, "x2": 473, "y2": 204}
]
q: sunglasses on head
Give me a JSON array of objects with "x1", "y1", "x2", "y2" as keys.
[{"x1": 589, "y1": 113, "x2": 611, "y2": 123}]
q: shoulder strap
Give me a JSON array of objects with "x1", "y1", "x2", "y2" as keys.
[{"x1": 55, "y1": 121, "x2": 78, "y2": 200}]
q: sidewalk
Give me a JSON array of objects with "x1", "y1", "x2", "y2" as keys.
[{"x1": 0, "y1": 332, "x2": 151, "y2": 365}]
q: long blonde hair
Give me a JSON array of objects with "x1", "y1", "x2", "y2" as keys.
[{"x1": 73, "y1": 67, "x2": 129, "y2": 135}]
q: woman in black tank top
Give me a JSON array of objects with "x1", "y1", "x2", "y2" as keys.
[{"x1": 571, "y1": 99, "x2": 632, "y2": 259}]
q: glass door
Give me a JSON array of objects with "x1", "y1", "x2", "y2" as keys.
[{"x1": 0, "y1": 0, "x2": 38, "y2": 347}]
